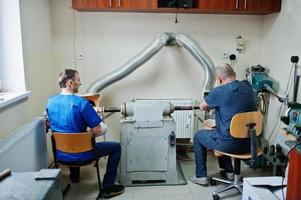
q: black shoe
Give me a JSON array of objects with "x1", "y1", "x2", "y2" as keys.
[{"x1": 102, "y1": 184, "x2": 125, "y2": 199}]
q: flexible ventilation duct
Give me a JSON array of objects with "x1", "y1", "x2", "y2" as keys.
[{"x1": 86, "y1": 33, "x2": 215, "y2": 95}]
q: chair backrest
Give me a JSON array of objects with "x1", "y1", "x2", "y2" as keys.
[
  {"x1": 230, "y1": 111, "x2": 263, "y2": 138},
  {"x1": 52, "y1": 132, "x2": 94, "y2": 153},
  {"x1": 79, "y1": 93, "x2": 102, "y2": 108}
]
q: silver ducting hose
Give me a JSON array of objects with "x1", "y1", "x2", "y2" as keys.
[
  {"x1": 175, "y1": 34, "x2": 215, "y2": 93},
  {"x1": 86, "y1": 33, "x2": 170, "y2": 93},
  {"x1": 86, "y1": 32, "x2": 215, "y2": 95}
]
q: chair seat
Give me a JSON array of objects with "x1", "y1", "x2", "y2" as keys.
[
  {"x1": 58, "y1": 159, "x2": 97, "y2": 167},
  {"x1": 214, "y1": 147, "x2": 263, "y2": 159}
]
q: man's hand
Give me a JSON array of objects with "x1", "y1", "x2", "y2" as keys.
[
  {"x1": 203, "y1": 119, "x2": 216, "y2": 130},
  {"x1": 199, "y1": 100, "x2": 209, "y2": 111},
  {"x1": 89, "y1": 122, "x2": 108, "y2": 137}
]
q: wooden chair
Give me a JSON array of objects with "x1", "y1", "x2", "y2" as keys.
[
  {"x1": 51, "y1": 132, "x2": 102, "y2": 199},
  {"x1": 210, "y1": 111, "x2": 263, "y2": 200},
  {"x1": 80, "y1": 93, "x2": 102, "y2": 109}
]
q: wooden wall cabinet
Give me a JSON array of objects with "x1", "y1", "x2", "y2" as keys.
[
  {"x1": 72, "y1": 0, "x2": 281, "y2": 15},
  {"x1": 199, "y1": 0, "x2": 281, "y2": 14},
  {"x1": 72, "y1": 0, "x2": 157, "y2": 11}
]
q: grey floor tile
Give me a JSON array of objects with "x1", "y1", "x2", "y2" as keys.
[
  {"x1": 62, "y1": 151, "x2": 273, "y2": 200},
  {"x1": 165, "y1": 194, "x2": 194, "y2": 200}
]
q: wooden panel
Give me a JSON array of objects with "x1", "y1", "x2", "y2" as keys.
[
  {"x1": 230, "y1": 111, "x2": 263, "y2": 138},
  {"x1": 97, "y1": 0, "x2": 112, "y2": 9},
  {"x1": 72, "y1": 0, "x2": 281, "y2": 14},
  {"x1": 125, "y1": 0, "x2": 157, "y2": 9},
  {"x1": 199, "y1": 0, "x2": 281, "y2": 14},
  {"x1": 243, "y1": 0, "x2": 281, "y2": 14},
  {"x1": 72, "y1": 0, "x2": 99, "y2": 9},
  {"x1": 286, "y1": 149, "x2": 301, "y2": 200},
  {"x1": 79, "y1": 93, "x2": 102, "y2": 107},
  {"x1": 53, "y1": 132, "x2": 93, "y2": 153},
  {"x1": 200, "y1": 0, "x2": 240, "y2": 12},
  {"x1": 214, "y1": 148, "x2": 263, "y2": 159}
]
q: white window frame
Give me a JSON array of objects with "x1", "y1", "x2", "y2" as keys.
[{"x1": 0, "y1": 0, "x2": 31, "y2": 109}]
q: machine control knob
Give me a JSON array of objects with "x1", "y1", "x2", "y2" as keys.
[{"x1": 169, "y1": 131, "x2": 176, "y2": 147}]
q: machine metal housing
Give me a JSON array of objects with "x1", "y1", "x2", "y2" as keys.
[{"x1": 119, "y1": 99, "x2": 184, "y2": 186}]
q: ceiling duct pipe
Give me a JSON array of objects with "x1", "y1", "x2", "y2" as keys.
[{"x1": 86, "y1": 32, "x2": 215, "y2": 96}]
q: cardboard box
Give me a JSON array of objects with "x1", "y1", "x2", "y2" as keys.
[{"x1": 242, "y1": 176, "x2": 287, "y2": 200}]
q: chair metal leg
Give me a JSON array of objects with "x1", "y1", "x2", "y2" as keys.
[
  {"x1": 211, "y1": 177, "x2": 232, "y2": 185},
  {"x1": 212, "y1": 174, "x2": 243, "y2": 196},
  {"x1": 95, "y1": 162, "x2": 102, "y2": 199},
  {"x1": 213, "y1": 184, "x2": 235, "y2": 195},
  {"x1": 212, "y1": 158, "x2": 244, "y2": 198}
]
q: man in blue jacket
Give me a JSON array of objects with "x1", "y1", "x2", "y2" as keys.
[
  {"x1": 190, "y1": 63, "x2": 257, "y2": 185},
  {"x1": 47, "y1": 69, "x2": 124, "y2": 198}
]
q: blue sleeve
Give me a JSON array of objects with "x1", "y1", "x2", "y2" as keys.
[
  {"x1": 205, "y1": 87, "x2": 224, "y2": 109},
  {"x1": 80, "y1": 99, "x2": 102, "y2": 129}
]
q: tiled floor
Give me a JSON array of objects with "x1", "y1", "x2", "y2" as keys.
[{"x1": 63, "y1": 152, "x2": 272, "y2": 200}]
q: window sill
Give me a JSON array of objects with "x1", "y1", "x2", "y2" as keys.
[{"x1": 0, "y1": 91, "x2": 32, "y2": 109}]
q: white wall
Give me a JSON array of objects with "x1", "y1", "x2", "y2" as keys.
[
  {"x1": 51, "y1": 0, "x2": 264, "y2": 140},
  {"x1": 263, "y1": 0, "x2": 301, "y2": 143},
  {"x1": 0, "y1": 0, "x2": 55, "y2": 138}
]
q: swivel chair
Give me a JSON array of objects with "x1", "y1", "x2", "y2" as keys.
[
  {"x1": 210, "y1": 111, "x2": 263, "y2": 200},
  {"x1": 51, "y1": 132, "x2": 102, "y2": 199}
]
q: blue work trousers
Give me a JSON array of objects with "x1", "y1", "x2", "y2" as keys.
[
  {"x1": 70, "y1": 141, "x2": 121, "y2": 188},
  {"x1": 194, "y1": 130, "x2": 250, "y2": 177}
]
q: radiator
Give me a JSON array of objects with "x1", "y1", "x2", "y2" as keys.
[
  {"x1": 0, "y1": 117, "x2": 48, "y2": 172},
  {"x1": 164, "y1": 99, "x2": 199, "y2": 139}
]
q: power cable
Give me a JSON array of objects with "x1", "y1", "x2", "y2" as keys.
[
  {"x1": 72, "y1": 9, "x2": 77, "y2": 69},
  {"x1": 262, "y1": 63, "x2": 295, "y2": 146}
]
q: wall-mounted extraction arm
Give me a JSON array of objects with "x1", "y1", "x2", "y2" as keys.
[{"x1": 86, "y1": 32, "x2": 215, "y2": 97}]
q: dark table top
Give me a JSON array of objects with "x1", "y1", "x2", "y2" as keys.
[{"x1": 0, "y1": 170, "x2": 61, "y2": 200}]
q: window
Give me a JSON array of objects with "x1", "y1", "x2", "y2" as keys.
[{"x1": 0, "y1": 0, "x2": 31, "y2": 108}]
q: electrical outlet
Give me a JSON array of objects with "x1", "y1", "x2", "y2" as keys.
[{"x1": 77, "y1": 52, "x2": 85, "y2": 60}]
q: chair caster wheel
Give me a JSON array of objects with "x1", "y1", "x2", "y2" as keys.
[
  {"x1": 213, "y1": 194, "x2": 220, "y2": 200},
  {"x1": 210, "y1": 178, "x2": 217, "y2": 186}
]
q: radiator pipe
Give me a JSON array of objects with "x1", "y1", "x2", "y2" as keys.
[{"x1": 86, "y1": 32, "x2": 215, "y2": 96}]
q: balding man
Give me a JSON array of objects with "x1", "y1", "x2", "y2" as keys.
[{"x1": 189, "y1": 63, "x2": 256, "y2": 186}]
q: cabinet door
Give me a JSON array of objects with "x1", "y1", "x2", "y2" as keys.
[
  {"x1": 72, "y1": 0, "x2": 112, "y2": 10},
  {"x1": 125, "y1": 0, "x2": 156, "y2": 9},
  {"x1": 200, "y1": 0, "x2": 240, "y2": 13},
  {"x1": 72, "y1": 0, "x2": 98, "y2": 10},
  {"x1": 199, "y1": 0, "x2": 281, "y2": 14},
  {"x1": 243, "y1": 0, "x2": 281, "y2": 14},
  {"x1": 72, "y1": 0, "x2": 156, "y2": 11}
]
